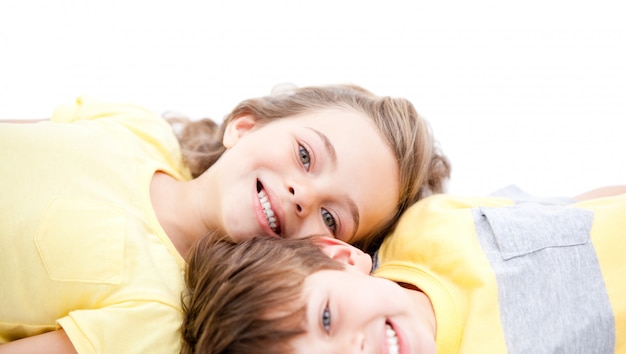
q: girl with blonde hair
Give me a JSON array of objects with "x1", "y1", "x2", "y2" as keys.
[{"x1": 0, "y1": 84, "x2": 449, "y2": 353}]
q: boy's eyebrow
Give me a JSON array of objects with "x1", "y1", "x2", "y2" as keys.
[{"x1": 307, "y1": 127, "x2": 361, "y2": 240}]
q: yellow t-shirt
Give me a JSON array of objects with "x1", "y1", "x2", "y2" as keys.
[
  {"x1": 375, "y1": 192, "x2": 626, "y2": 353},
  {"x1": 0, "y1": 97, "x2": 192, "y2": 353}
]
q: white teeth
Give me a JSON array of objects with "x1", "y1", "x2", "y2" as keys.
[
  {"x1": 258, "y1": 189, "x2": 278, "y2": 232},
  {"x1": 386, "y1": 324, "x2": 399, "y2": 354}
]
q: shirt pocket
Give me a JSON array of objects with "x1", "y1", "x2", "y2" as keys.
[
  {"x1": 480, "y1": 203, "x2": 593, "y2": 261},
  {"x1": 36, "y1": 198, "x2": 125, "y2": 284}
]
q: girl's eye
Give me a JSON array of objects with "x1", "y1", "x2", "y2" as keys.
[
  {"x1": 321, "y1": 208, "x2": 337, "y2": 235},
  {"x1": 322, "y1": 304, "x2": 331, "y2": 333},
  {"x1": 298, "y1": 144, "x2": 311, "y2": 171}
]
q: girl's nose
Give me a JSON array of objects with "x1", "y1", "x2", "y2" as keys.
[{"x1": 288, "y1": 182, "x2": 315, "y2": 216}]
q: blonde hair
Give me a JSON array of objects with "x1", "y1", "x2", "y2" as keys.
[
  {"x1": 171, "y1": 84, "x2": 450, "y2": 251},
  {"x1": 181, "y1": 233, "x2": 343, "y2": 354}
]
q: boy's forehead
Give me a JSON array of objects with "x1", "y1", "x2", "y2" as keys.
[{"x1": 304, "y1": 268, "x2": 370, "y2": 293}]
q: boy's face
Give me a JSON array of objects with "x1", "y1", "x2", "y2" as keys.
[{"x1": 290, "y1": 240, "x2": 437, "y2": 354}]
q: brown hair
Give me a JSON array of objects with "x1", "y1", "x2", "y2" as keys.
[
  {"x1": 171, "y1": 84, "x2": 451, "y2": 252},
  {"x1": 180, "y1": 233, "x2": 343, "y2": 354}
]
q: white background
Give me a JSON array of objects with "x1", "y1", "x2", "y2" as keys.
[{"x1": 1, "y1": 0, "x2": 624, "y2": 197}]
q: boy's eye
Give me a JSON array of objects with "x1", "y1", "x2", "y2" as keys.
[
  {"x1": 298, "y1": 144, "x2": 311, "y2": 171},
  {"x1": 321, "y1": 208, "x2": 337, "y2": 235},
  {"x1": 322, "y1": 304, "x2": 331, "y2": 333}
]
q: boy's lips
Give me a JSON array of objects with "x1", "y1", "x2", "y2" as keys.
[
  {"x1": 256, "y1": 180, "x2": 283, "y2": 237},
  {"x1": 382, "y1": 320, "x2": 408, "y2": 354}
]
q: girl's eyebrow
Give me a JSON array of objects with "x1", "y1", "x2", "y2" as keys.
[
  {"x1": 307, "y1": 127, "x2": 337, "y2": 167},
  {"x1": 345, "y1": 198, "x2": 360, "y2": 242},
  {"x1": 306, "y1": 127, "x2": 360, "y2": 240}
]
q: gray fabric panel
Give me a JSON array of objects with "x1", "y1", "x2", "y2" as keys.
[{"x1": 473, "y1": 204, "x2": 615, "y2": 354}]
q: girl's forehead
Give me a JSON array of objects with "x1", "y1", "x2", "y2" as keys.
[
  {"x1": 283, "y1": 109, "x2": 379, "y2": 138},
  {"x1": 285, "y1": 107, "x2": 367, "y2": 123}
]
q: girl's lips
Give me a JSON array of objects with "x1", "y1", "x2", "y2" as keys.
[{"x1": 255, "y1": 180, "x2": 284, "y2": 237}]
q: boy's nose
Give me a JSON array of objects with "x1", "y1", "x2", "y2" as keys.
[{"x1": 343, "y1": 332, "x2": 366, "y2": 354}]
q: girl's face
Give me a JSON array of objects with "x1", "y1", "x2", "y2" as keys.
[{"x1": 209, "y1": 109, "x2": 400, "y2": 243}]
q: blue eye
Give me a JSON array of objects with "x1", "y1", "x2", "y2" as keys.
[
  {"x1": 321, "y1": 208, "x2": 337, "y2": 235},
  {"x1": 298, "y1": 144, "x2": 311, "y2": 170},
  {"x1": 322, "y1": 305, "x2": 331, "y2": 333}
]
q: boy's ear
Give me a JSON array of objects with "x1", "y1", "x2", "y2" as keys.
[
  {"x1": 314, "y1": 237, "x2": 373, "y2": 274},
  {"x1": 223, "y1": 114, "x2": 257, "y2": 148}
]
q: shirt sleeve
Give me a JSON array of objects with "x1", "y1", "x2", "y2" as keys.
[
  {"x1": 51, "y1": 96, "x2": 192, "y2": 180},
  {"x1": 51, "y1": 96, "x2": 155, "y2": 124},
  {"x1": 58, "y1": 301, "x2": 182, "y2": 354}
]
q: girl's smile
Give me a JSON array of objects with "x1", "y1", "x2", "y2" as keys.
[{"x1": 255, "y1": 180, "x2": 283, "y2": 236}]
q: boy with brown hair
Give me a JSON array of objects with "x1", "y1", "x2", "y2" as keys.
[{"x1": 181, "y1": 188, "x2": 626, "y2": 354}]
